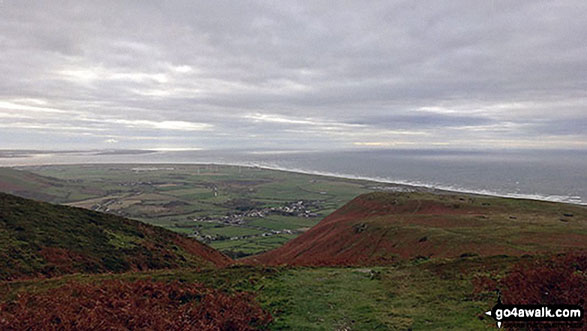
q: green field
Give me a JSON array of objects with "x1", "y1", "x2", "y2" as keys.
[
  {"x1": 1, "y1": 164, "x2": 412, "y2": 257},
  {"x1": 1, "y1": 166, "x2": 585, "y2": 329},
  {"x1": 210, "y1": 234, "x2": 299, "y2": 256}
]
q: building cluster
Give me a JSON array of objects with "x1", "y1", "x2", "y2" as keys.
[
  {"x1": 191, "y1": 200, "x2": 321, "y2": 226},
  {"x1": 190, "y1": 200, "x2": 322, "y2": 243}
]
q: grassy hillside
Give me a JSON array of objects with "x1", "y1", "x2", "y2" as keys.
[
  {"x1": 0, "y1": 168, "x2": 71, "y2": 202},
  {"x1": 0, "y1": 190, "x2": 585, "y2": 329},
  {"x1": 0, "y1": 192, "x2": 230, "y2": 280},
  {"x1": 1, "y1": 164, "x2": 404, "y2": 256},
  {"x1": 247, "y1": 191, "x2": 587, "y2": 266},
  {"x1": 4, "y1": 253, "x2": 583, "y2": 330}
]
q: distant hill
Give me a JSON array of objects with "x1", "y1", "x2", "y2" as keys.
[
  {"x1": 0, "y1": 167, "x2": 70, "y2": 202},
  {"x1": 247, "y1": 192, "x2": 587, "y2": 266},
  {"x1": 0, "y1": 192, "x2": 231, "y2": 280}
]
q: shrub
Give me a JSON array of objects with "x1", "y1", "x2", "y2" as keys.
[
  {"x1": 0, "y1": 279, "x2": 271, "y2": 330},
  {"x1": 500, "y1": 252, "x2": 586, "y2": 306},
  {"x1": 473, "y1": 252, "x2": 586, "y2": 330}
]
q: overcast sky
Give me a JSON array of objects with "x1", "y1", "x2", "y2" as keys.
[{"x1": 1, "y1": 1, "x2": 586, "y2": 151}]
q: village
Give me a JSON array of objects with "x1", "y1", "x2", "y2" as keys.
[{"x1": 191, "y1": 200, "x2": 322, "y2": 243}]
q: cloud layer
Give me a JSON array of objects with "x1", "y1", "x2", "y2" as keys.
[{"x1": 1, "y1": 0, "x2": 586, "y2": 150}]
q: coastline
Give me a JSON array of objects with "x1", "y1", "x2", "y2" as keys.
[
  {"x1": 216, "y1": 161, "x2": 587, "y2": 206},
  {"x1": 6, "y1": 159, "x2": 585, "y2": 206}
]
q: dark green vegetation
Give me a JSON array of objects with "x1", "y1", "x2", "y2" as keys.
[
  {"x1": 0, "y1": 167, "x2": 86, "y2": 202},
  {"x1": 0, "y1": 192, "x2": 229, "y2": 280},
  {"x1": 1, "y1": 165, "x2": 585, "y2": 329},
  {"x1": 1, "y1": 165, "x2": 408, "y2": 256}
]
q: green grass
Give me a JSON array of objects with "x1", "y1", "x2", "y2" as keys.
[
  {"x1": 0, "y1": 192, "x2": 226, "y2": 280},
  {"x1": 11, "y1": 164, "x2": 585, "y2": 261},
  {"x1": 255, "y1": 258, "x2": 509, "y2": 330},
  {"x1": 1, "y1": 166, "x2": 585, "y2": 329},
  {"x1": 1, "y1": 257, "x2": 509, "y2": 330},
  {"x1": 167, "y1": 227, "x2": 195, "y2": 235},
  {"x1": 202, "y1": 225, "x2": 265, "y2": 237},
  {"x1": 210, "y1": 234, "x2": 298, "y2": 256},
  {"x1": 259, "y1": 267, "x2": 392, "y2": 330},
  {"x1": 247, "y1": 215, "x2": 319, "y2": 230},
  {"x1": 2, "y1": 164, "x2": 389, "y2": 256}
]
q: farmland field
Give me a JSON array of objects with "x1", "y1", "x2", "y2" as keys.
[
  {"x1": 2, "y1": 164, "x2": 419, "y2": 257},
  {"x1": 1, "y1": 166, "x2": 585, "y2": 329}
]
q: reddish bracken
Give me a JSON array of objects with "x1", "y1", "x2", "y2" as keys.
[
  {"x1": 500, "y1": 252, "x2": 586, "y2": 306},
  {"x1": 245, "y1": 193, "x2": 518, "y2": 266},
  {"x1": 0, "y1": 279, "x2": 271, "y2": 330},
  {"x1": 473, "y1": 252, "x2": 587, "y2": 330}
]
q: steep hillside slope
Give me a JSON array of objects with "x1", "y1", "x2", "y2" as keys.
[
  {"x1": 247, "y1": 192, "x2": 587, "y2": 266},
  {"x1": 0, "y1": 192, "x2": 230, "y2": 280},
  {"x1": 0, "y1": 167, "x2": 70, "y2": 202}
]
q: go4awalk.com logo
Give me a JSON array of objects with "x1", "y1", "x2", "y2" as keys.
[{"x1": 485, "y1": 297, "x2": 583, "y2": 328}]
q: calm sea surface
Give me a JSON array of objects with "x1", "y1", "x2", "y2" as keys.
[{"x1": 1, "y1": 149, "x2": 585, "y2": 205}]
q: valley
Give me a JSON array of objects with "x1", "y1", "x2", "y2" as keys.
[
  {"x1": 0, "y1": 164, "x2": 419, "y2": 257},
  {"x1": 0, "y1": 164, "x2": 585, "y2": 330}
]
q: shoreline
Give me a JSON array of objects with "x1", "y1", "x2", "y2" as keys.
[
  {"x1": 7, "y1": 161, "x2": 586, "y2": 206},
  {"x1": 220, "y1": 161, "x2": 586, "y2": 206}
]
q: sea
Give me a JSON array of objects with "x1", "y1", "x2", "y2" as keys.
[{"x1": 0, "y1": 148, "x2": 585, "y2": 205}]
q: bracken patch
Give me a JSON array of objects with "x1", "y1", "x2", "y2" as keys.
[
  {"x1": 473, "y1": 252, "x2": 587, "y2": 331},
  {"x1": 0, "y1": 279, "x2": 272, "y2": 330}
]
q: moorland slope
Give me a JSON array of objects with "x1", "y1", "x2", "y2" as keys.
[
  {"x1": 247, "y1": 192, "x2": 587, "y2": 266},
  {"x1": 0, "y1": 192, "x2": 230, "y2": 280}
]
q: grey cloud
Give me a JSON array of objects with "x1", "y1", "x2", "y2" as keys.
[
  {"x1": 526, "y1": 118, "x2": 587, "y2": 136},
  {"x1": 0, "y1": 0, "x2": 586, "y2": 150},
  {"x1": 349, "y1": 113, "x2": 495, "y2": 129}
]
